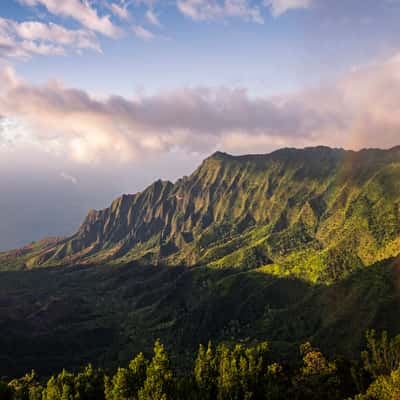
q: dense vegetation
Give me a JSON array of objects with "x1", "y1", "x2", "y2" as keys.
[
  {"x1": 1, "y1": 146, "x2": 400, "y2": 398},
  {"x1": 2, "y1": 146, "x2": 400, "y2": 285},
  {"x1": 1, "y1": 258, "x2": 399, "y2": 378},
  {"x1": 2, "y1": 331, "x2": 400, "y2": 399}
]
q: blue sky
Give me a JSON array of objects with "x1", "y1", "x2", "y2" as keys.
[
  {"x1": 2, "y1": 0, "x2": 400, "y2": 96},
  {"x1": 1, "y1": 0, "x2": 400, "y2": 249}
]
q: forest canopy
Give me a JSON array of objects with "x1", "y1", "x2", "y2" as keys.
[{"x1": 2, "y1": 330, "x2": 400, "y2": 400}]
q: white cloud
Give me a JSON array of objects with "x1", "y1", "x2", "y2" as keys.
[
  {"x1": 1, "y1": 52, "x2": 400, "y2": 163},
  {"x1": 177, "y1": 0, "x2": 264, "y2": 23},
  {"x1": 19, "y1": 0, "x2": 121, "y2": 37},
  {"x1": 0, "y1": 66, "x2": 21, "y2": 89},
  {"x1": 0, "y1": 36, "x2": 65, "y2": 60},
  {"x1": 132, "y1": 25, "x2": 156, "y2": 40},
  {"x1": 109, "y1": 3, "x2": 131, "y2": 20},
  {"x1": 264, "y1": 0, "x2": 313, "y2": 16},
  {"x1": 145, "y1": 9, "x2": 161, "y2": 26},
  {"x1": 0, "y1": 116, "x2": 29, "y2": 145},
  {"x1": 0, "y1": 17, "x2": 100, "y2": 59}
]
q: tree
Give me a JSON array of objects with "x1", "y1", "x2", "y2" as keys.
[
  {"x1": 216, "y1": 342, "x2": 269, "y2": 400},
  {"x1": 128, "y1": 353, "x2": 148, "y2": 396},
  {"x1": 28, "y1": 385, "x2": 44, "y2": 400},
  {"x1": 362, "y1": 330, "x2": 400, "y2": 378},
  {"x1": 105, "y1": 368, "x2": 132, "y2": 400},
  {"x1": 42, "y1": 369, "x2": 75, "y2": 400},
  {"x1": 8, "y1": 371, "x2": 42, "y2": 400},
  {"x1": 74, "y1": 364, "x2": 105, "y2": 400},
  {"x1": 264, "y1": 363, "x2": 286, "y2": 400},
  {"x1": 354, "y1": 366, "x2": 400, "y2": 400},
  {"x1": 217, "y1": 344, "x2": 241, "y2": 400},
  {"x1": 194, "y1": 342, "x2": 218, "y2": 400},
  {"x1": 106, "y1": 353, "x2": 148, "y2": 400},
  {"x1": 138, "y1": 340, "x2": 174, "y2": 400},
  {"x1": 292, "y1": 342, "x2": 340, "y2": 400}
]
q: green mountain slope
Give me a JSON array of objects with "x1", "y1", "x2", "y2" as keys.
[
  {"x1": 2, "y1": 145, "x2": 400, "y2": 284},
  {"x1": 2, "y1": 145, "x2": 400, "y2": 377},
  {"x1": 1, "y1": 257, "x2": 399, "y2": 377}
]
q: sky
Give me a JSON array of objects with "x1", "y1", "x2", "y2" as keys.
[{"x1": 1, "y1": 0, "x2": 400, "y2": 250}]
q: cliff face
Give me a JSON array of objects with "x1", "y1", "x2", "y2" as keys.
[{"x1": 3, "y1": 146, "x2": 400, "y2": 284}]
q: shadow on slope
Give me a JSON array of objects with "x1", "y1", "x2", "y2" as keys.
[{"x1": 0, "y1": 258, "x2": 399, "y2": 377}]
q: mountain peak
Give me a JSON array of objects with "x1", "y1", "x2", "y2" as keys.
[
  {"x1": 3, "y1": 144, "x2": 400, "y2": 279},
  {"x1": 208, "y1": 146, "x2": 344, "y2": 163},
  {"x1": 208, "y1": 151, "x2": 233, "y2": 161}
]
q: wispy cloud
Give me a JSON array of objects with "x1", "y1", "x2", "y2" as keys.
[
  {"x1": 109, "y1": 2, "x2": 131, "y2": 21},
  {"x1": 9, "y1": 0, "x2": 320, "y2": 61},
  {"x1": 132, "y1": 25, "x2": 156, "y2": 40},
  {"x1": 177, "y1": 0, "x2": 264, "y2": 23},
  {"x1": 263, "y1": 0, "x2": 313, "y2": 16},
  {"x1": 19, "y1": 0, "x2": 122, "y2": 37},
  {"x1": 0, "y1": 36, "x2": 65, "y2": 59},
  {"x1": 145, "y1": 9, "x2": 161, "y2": 26},
  {"x1": 0, "y1": 17, "x2": 100, "y2": 59}
]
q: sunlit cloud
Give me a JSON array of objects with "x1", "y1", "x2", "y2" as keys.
[
  {"x1": 0, "y1": 17, "x2": 100, "y2": 59},
  {"x1": 264, "y1": 0, "x2": 313, "y2": 16},
  {"x1": 132, "y1": 25, "x2": 156, "y2": 40},
  {"x1": 0, "y1": 116, "x2": 32, "y2": 145},
  {"x1": 109, "y1": 2, "x2": 132, "y2": 20},
  {"x1": 145, "y1": 9, "x2": 161, "y2": 26},
  {"x1": 177, "y1": 0, "x2": 264, "y2": 23},
  {"x1": 0, "y1": 51, "x2": 400, "y2": 163},
  {"x1": 18, "y1": 0, "x2": 122, "y2": 37}
]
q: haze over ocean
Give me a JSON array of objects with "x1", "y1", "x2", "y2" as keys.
[{"x1": 1, "y1": 0, "x2": 400, "y2": 249}]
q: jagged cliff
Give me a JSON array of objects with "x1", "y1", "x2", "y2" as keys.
[{"x1": 2, "y1": 146, "x2": 400, "y2": 283}]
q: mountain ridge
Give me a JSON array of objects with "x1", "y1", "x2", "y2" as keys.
[{"x1": 2, "y1": 145, "x2": 400, "y2": 284}]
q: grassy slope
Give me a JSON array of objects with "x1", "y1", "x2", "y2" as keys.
[
  {"x1": 1, "y1": 146, "x2": 400, "y2": 377},
  {"x1": 0, "y1": 257, "x2": 399, "y2": 377},
  {"x1": 2, "y1": 146, "x2": 400, "y2": 285}
]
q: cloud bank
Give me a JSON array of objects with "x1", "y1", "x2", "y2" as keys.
[{"x1": 1, "y1": 52, "x2": 400, "y2": 163}]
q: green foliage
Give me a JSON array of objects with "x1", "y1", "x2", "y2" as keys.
[
  {"x1": 216, "y1": 342, "x2": 270, "y2": 400},
  {"x1": 42, "y1": 370, "x2": 75, "y2": 400},
  {"x1": 41, "y1": 366, "x2": 105, "y2": 400},
  {"x1": 193, "y1": 340, "x2": 285, "y2": 400},
  {"x1": 194, "y1": 342, "x2": 218, "y2": 400},
  {"x1": 74, "y1": 364, "x2": 105, "y2": 400},
  {"x1": 105, "y1": 353, "x2": 148, "y2": 400},
  {"x1": 2, "y1": 151, "x2": 400, "y2": 399},
  {"x1": 362, "y1": 330, "x2": 400, "y2": 379},
  {"x1": 292, "y1": 342, "x2": 341, "y2": 400},
  {"x1": 8, "y1": 371, "x2": 42, "y2": 400},
  {"x1": 138, "y1": 339, "x2": 174, "y2": 400},
  {"x1": 351, "y1": 331, "x2": 400, "y2": 399},
  {"x1": 0, "y1": 340, "x2": 295, "y2": 399},
  {"x1": 4, "y1": 146, "x2": 400, "y2": 286},
  {"x1": 354, "y1": 367, "x2": 400, "y2": 399},
  {"x1": 0, "y1": 258, "x2": 398, "y2": 378},
  {"x1": 5, "y1": 334, "x2": 394, "y2": 400}
]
